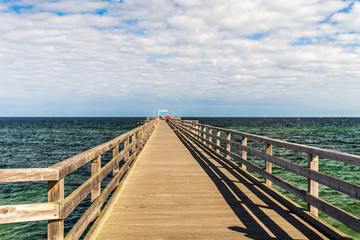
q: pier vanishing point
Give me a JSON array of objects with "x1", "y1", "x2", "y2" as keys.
[{"x1": 0, "y1": 119, "x2": 359, "y2": 239}]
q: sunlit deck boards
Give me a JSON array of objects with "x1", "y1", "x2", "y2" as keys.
[{"x1": 93, "y1": 121, "x2": 329, "y2": 239}]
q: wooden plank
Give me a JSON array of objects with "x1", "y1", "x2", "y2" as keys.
[
  {"x1": 184, "y1": 122, "x2": 360, "y2": 166},
  {"x1": 226, "y1": 132, "x2": 231, "y2": 160},
  {"x1": 49, "y1": 122, "x2": 152, "y2": 179},
  {"x1": 178, "y1": 125, "x2": 360, "y2": 233},
  {"x1": 308, "y1": 154, "x2": 319, "y2": 217},
  {"x1": 265, "y1": 143, "x2": 273, "y2": 188},
  {"x1": 91, "y1": 156, "x2": 101, "y2": 220},
  {"x1": 91, "y1": 156, "x2": 101, "y2": 203},
  {"x1": 61, "y1": 144, "x2": 133, "y2": 218},
  {"x1": 0, "y1": 168, "x2": 59, "y2": 182},
  {"x1": 0, "y1": 202, "x2": 59, "y2": 224},
  {"x1": 112, "y1": 146, "x2": 119, "y2": 176},
  {"x1": 205, "y1": 148, "x2": 351, "y2": 240},
  {"x1": 208, "y1": 129, "x2": 212, "y2": 150},
  {"x1": 216, "y1": 130, "x2": 220, "y2": 154},
  {"x1": 203, "y1": 127, "x2": 207, "y2": 145},
  {"x1": 60, "y1": 130, "x2": 148, "y2": 220},
  {"x1": 132, "y1": 134, "x2": 136, "y2": 154},
  {"x1": 124, "y1": 138, "x2": 129, "y2": 162},
  {"x1": 48, "y1": 179, "x2": 64, "y2": 240},
  {"x1": 84, "y1": 134, "x2": 149, "y2": 240},
  {"x1": 94, "y1": 121, "x2": 333, "y2": 240},
  {"x1": 306, "y1": 194, "x2": 360, "y2": 233},
  {"x1": 65, "y1": 163, "x2": 126, "y2": 240},
  {"x1": 242, "y1": 136, "x2": 247, "y2": 170},
  {"x1": 194, "y1": 129, "x2": 360, "y2": 200}
]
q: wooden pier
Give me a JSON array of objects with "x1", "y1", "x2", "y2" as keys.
[
  {"x1": 0, "y1": 119, "x2": 359, "y2": 239},
  {"x1": 88, "y1": 121, "x2": 328, "y2": 239}
]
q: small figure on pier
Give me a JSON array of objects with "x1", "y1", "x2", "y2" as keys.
[{"x1": 166, "y1": 115, "x2": 170, "y2": 123}]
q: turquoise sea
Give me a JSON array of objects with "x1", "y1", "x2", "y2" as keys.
[{"x1": 0, "y1": 117, "x2": 359, "y2": 239}]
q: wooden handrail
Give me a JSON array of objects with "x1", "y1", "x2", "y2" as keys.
[
  {"x1": 0, "y1": 202, "x2": 60, "y2": 224},
  {"x1": 0, "y1": 168, "x2": 59, "y2": 182},
  {"x1": 0, "y1": 120, "x2": 156, "y2": 240},
  {"x1": 170, "y1": 119, "x2": 360, "y2": 233},
  {"x1": 49, "y1": 126, "x2": 143, "y2": 179},
  {"x1": 185, "y1": 121, "x2": 360, "y2": 166}
]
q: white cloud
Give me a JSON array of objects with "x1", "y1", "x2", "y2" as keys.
[
  {"x1": 0, "y1": 0, "x2": 359, "y2": 116},
  {"x1": 331, "y1": 2, "x2": 360, "y2": 32}
]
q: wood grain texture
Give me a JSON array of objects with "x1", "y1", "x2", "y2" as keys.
[
  {"x1": 176, "y1": 120, "x2": 360, "y2": 166},
  {"x1": 48, "y1": 179, "x2": 64, "y2": 240},
  {"x1": 0, "y1": 202, "x2": 59, "y2": 224},
  {"x1": 308, "y1": 154, "x2": 319, "y2": 217},
  {"x1": 265, "y1": 143, "x2": 273, "y2": 188},
  {"x1": 174, "y1": 120, "x2": 360, "y2": 234},
  {"x1": 179, "y1": 122, "x2": 360, "y2": 200},
  {"x1": 93, "y1": 121, "x2": 331, "y2": 240},
  {"x1": 0, "y1": 168, "x2": 59, "y2": 182},
  {"x1": 49, "y1": 122, "x2": 153, "y2": 179}
]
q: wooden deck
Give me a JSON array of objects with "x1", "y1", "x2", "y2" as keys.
[{"x1": 92, "y1": 121, "x2": 329, "y2": 239}]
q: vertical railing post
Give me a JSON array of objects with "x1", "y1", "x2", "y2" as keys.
[
  {"x1": 216, "y1": 130, "x2": 221, "y2": 154},
  {"x1": 132, "y1": 133, "x2": 136, "y2": 156},
  {"x1": 48, "y1": 179, "x2": 64, "y2": 240},
  {"x1": 265, "y1": 143, "x2": 272, "y2": 187},
  {"x1": 308, "y1": 154, "x2": 319, "y2": 216},
  {"x1": 194, "y1": 124, "x2": 198, "y2": 139},
  {"x1": 113, "y1": 146, "x2": 119, "y2": 176},
  {"x1": 242, "y1": 136, "x2": 247, "y2": 170},
  {"x1": 198, "y1": 126, "x2": 201, "y2": 140},
  {"x1": 124, "y1": 138, "x2": 129, "y2": 162},
  {"x1": 203, "y1": 127, "x2": 207, "y2": 145},
  {"x1": 226, "y1": 132, "x2": 231, "y2": 160},
  {"x1": 208, "y1": 129, "x2": 212, "y2": 149},
  {"x1": 140, "y1": 128, "x2": 145, "y2": 149},
  {"x1": 91, "y1": 156, "x2": 101, "y2": 219}
]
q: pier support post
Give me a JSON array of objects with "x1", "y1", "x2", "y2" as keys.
[
  {"x1": 197, "y1": 126, "x2": 201, "y2": 140},
  {"x1": 91, "y1": 156, "x2": 101, "y2": 202},
  {"x1": 265, "y1": 143, "x2": 273, "y2": 187},
  {"x1": 216, "y1": 131, "x2": 221, "y2": 154},
  {"x1": 203, "y1": 127, "x2": 207, "y2": 145},
  {"x1": 91, "y1": 156, "x2": 101, "y2": 219},
  {"x1": 226, "y1": 133, "x2": 231, "y2": 160},
  {"x1": 308, "y1": 154, "x2": 319, "y2": 217},
  {"x1": 124, "y1": 138, "x2": 129, "y2": 162},
  {"x1": 48, "y1": 179, "x2": 64, "y2": 240},
  {"x1": 242, "y1": 137, "x2": 247, "y2": 170},
  {"x1": 132, "y1": 134, "x2": 136, "y2": 155},
  {"x1": 208, "y1": 129, "x2": 212, "y2": 149},
  {"x1": 113, "y1": 146, "x2": 119, "y2": 176}
]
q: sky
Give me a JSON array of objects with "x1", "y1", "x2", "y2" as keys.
[{"x1": 0, "y1": 0, "x2": 360, "y2": 117}]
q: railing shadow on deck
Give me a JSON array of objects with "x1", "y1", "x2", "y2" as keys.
[
  {"x1": 169, "y1": 120, "x2": 358, "y2": 240},
  {"x1": 170, "y1": 124, "x2": 331, "y2": 240}
]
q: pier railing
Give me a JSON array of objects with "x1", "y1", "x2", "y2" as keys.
[
  {"x1": 171, "y1": 119, "x2": 360, "y2": 234},
  {"x1": 0, "y1": 120, "x2": 156, "y2": 240}
]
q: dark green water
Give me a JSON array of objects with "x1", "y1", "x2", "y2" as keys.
[{"x1": 0, "y1": 117, "x2": 359, "y2": 239}]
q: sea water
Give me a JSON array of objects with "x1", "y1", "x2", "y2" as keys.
[{"x1": 0, "y1": 117, "x2": 359, "y2": 239}]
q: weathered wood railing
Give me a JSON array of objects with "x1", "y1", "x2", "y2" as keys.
[
  {"x1": 170, "y1": 119, "x2": 360, "y2": 235},
  {"x1": 0, "y1": 120, "x2": 156, "y2": 240}
]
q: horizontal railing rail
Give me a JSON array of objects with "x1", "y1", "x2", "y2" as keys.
[
  {"x1": 0, "y1": 119, "x2": 157, "y2": 240},
  {"x1": 170, "y1": 119, "x2": 360, "y2": 234}
]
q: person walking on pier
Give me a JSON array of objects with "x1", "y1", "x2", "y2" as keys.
[{"x1": 166, "y1": 115, "x2": 170, "y2": 123}]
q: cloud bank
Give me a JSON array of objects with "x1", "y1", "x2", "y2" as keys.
[{"x1": 0, "y1": 0, "x2": 359, "y2": 116}]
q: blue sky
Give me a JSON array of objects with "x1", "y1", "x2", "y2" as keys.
[{"x1": 0, "y1": 0, "x2": 360, "y2": 117}]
